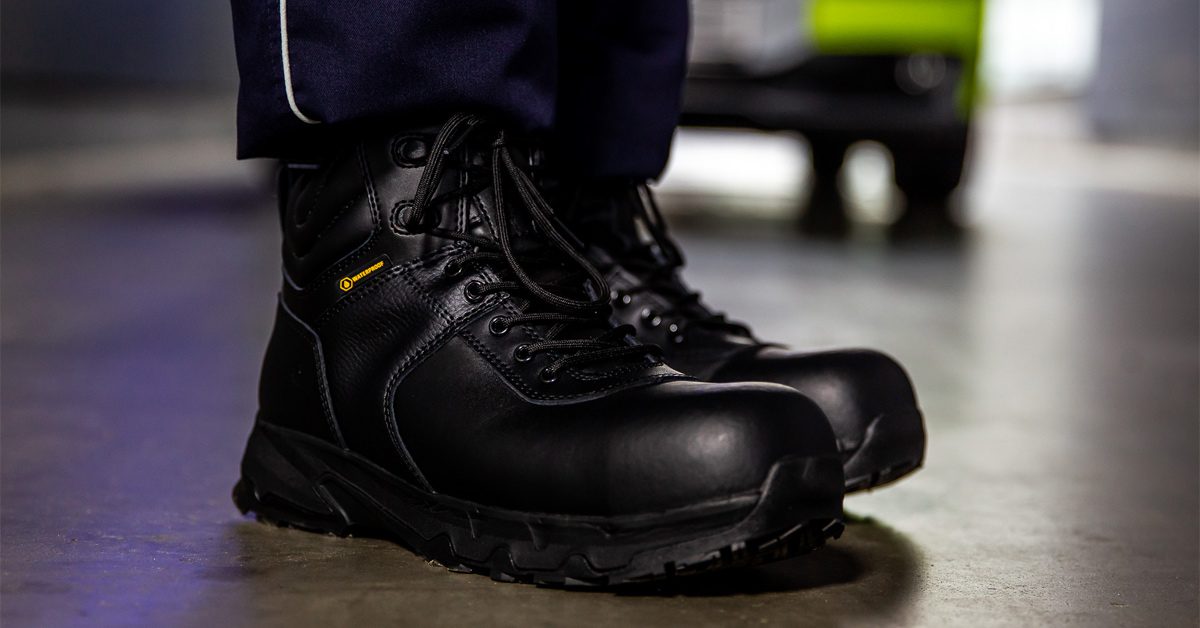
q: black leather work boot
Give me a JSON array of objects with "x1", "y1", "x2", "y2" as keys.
[
  {"x1": 560, "y1": 181, "x2": 927, "y2": 493},
  {"x1": 234, "y1": 115, "x2": 846, "y2": 586}
]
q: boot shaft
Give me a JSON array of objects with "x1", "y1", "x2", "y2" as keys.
[
  {"x1": 256, "y1": 118, "x2": 676, "y2": 467},
  {"x1": 243, "y1": 118, "x2": 844, "y2": 530}
]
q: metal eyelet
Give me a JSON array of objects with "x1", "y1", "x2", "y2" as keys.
[
  {"x1": 489, "y1": 316, "x2": 510, "y2": 336},
  {"x1": 390, "y1": 201, "x2": 414, "y2": 233},
  {"x1": 539, "y1": 368, "x2": 558, "y2": 384},
  {"x1": 514, "y1": 344, "x2": 533, "y2": 363},
  {"x1": 612, "y1": 290, "x2": 632, "y2": 308},
  {"x1": 444, "y1": 260, "x2": 463, "y2": 277},
  {"x1": 392, "y1": 136, "x2": 429, "y2": 166},
  {"x1": 464, "y1": 280, "x2": 485, "y2": 302}
]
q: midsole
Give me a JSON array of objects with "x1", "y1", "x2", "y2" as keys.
[
  {"x1": 242, "y1": 420, "x2": 841, "y2": 540},
  {"x1": 842, "y1": 409, "x2": 926, "y2": 482}
]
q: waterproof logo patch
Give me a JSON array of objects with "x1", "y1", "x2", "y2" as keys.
[{"x1": 338, "y1": 257, "x2": 389, "y2": 292}]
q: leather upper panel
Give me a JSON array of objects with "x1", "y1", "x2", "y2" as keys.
[
  {"x1": 282, "y1": 151, "x2": 377, "y2": 287},
  {"x1": 392, "y1": 336, "x2": 835, "y2": 516},
  {"x1": 272, "y1": 130, "x2": 733, "y2": 490},
  {"x1": 711, "y1": 347, "x2": 919, "y2": 452}
]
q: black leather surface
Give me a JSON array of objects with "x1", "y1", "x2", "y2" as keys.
[
  {"x1": 604, "y1": 262, "x2": 922, "y2": 451},
  {"x1": 560, "y1": 181, "x2": 924, "y2": 455},
  {"x1": 393, "y1": 337, "x2": 834, "y2": 515},
  {"x1": 709, "y1": 348, "x2": 919, "y2": 455},
  {"x1": 255, "y1": 124, "x2": 840, "y2": 514},
  {"x1": 257, "y1": 301, "x2": 341, "y2": 445},
  {"x1": 282, "y1": 150, "x2": 376, "y2": 288}
]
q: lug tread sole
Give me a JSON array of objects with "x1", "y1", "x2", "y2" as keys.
[
  {"x1": 233, "y1": 422, "x2": 845, "y2": 587},
  {"x1": 842, "y1": 409, "x2": 926, "y2": 494}
]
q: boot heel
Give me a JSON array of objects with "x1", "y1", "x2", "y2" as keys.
[{"x1": 233, "y1": 424, "x2": 354, "y2": 536}]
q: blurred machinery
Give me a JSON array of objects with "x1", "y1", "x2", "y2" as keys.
[{"x1": 684, "y1": 0, "x2": 984, "y2": 233}]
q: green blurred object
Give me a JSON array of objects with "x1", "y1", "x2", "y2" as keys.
[
  {"x1": 809, "y1": 0, "x2": 984, "y2": 112},
  {"x1": 682, "y1": 0, "x2": 987, "y2": 235}
]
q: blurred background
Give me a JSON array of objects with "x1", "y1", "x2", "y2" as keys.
[
  {"x1": 2, "y1": 1, "x2": 1197, "y2": 626},
  {"x1": 3, "y1": 0, "x2": 1197, "y2": 216}
]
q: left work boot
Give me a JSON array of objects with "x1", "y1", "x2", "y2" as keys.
[
  {"x1": 561, "y1": 181, "x2": 927, "y2": 493},
  {"x1": 234, "y1": 115, "x2": 847, "y2": 586}
]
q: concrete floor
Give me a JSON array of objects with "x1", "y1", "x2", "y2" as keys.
[{"x1": 1, "y1": 100, "x2": 1197, "y2": 626}]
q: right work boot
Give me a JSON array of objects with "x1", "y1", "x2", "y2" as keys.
[{"x1": 233, "y1": 114, "x2": 845, "y2": 586}]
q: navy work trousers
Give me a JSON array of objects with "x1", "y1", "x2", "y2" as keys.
[{"x1": 231, "y1": 0, "x2": 689, "y2": 179}]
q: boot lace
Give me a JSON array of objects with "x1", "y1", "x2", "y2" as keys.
[
  {"x1": 605, "y1": 184, "x2": 753, "y2": 343},
  {"x1": 403, "y1": 114, "x2": 661, "y2": 382}
]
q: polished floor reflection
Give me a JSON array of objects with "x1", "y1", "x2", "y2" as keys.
[{"x1": 2, "y1": 103, "x2": 1197, "y2": 626}]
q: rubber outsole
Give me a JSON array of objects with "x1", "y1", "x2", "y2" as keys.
[
  {"x1": 233, "y1": 421, "x2": 846, "y2": 587},
  {"x1": 842, "y1": 409, "x2": 926, "y2": 494}
]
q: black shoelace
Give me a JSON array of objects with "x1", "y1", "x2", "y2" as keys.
[
  {"x1": 608, "y1": 184, "x2": 753, "y2": 343},
  {"x1": 403, "y1": 114, "x2": 660, "y2": 382}
]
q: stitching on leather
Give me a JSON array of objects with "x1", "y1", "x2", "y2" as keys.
[
  {"x1": 313, "y1": 246, "x2": 458, "y2": 327},
  {"x1": 378, "y1": 276, "x2": 505, "y2": 491},
  {"x1": 361, "y1": 143, "x2": 381, "y2": 227},
  {"x1": 306, "y1": 145, "x2": 383, "y2": 288},
  {"x1": 310, "y1": 192, "x2": 362, "y2": 244},
  {"x1": 384, "y1": 291, "x2": 500, "y2": 384},
  {"x1": 499, "y1": 300, "x2": 544, "y2": 342},
  {"x1": 312, "y1": 265, "x2": 407, "y2": 327},
  {"x1": 408, "y1": 249, "x2": 504, "y2": 326},
  {"x1": 294, "y1": 165, "x2": 328, "y2": 226},
  {"x1": 375, "y1": 266, "x2": 455, "y2": 491},
  {"x1": 385, "y1": 310, "x2": 489, "y2": 398},
  {"x1": 277, "y1": 297, "x2": 345, "y2": 448},
  {"x1": 468, "y1": 163, "x2": 500, "y2": 238},
  {"x1": 457, "y1": 168, "x2": 468, "y2": 233},
  {"x1": 459, "y1": 330, "x2": 687, "y2": 400},
  {"x1": 571, "y1": 359, "x2": 662, "y2": 381},
  {"x1": 397, "y1": 260, "x2": 455, "y2": 324},
  {"x1": 315, "y1": 247, "x2": 504, "y2": 488},
  {"x1": 380, "y1": 319, "x2": 460, "y2": 490}
]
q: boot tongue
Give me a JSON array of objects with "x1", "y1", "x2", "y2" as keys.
[
  {"x1": 563, "y1": 181, "x2": 745, "y2": 332},
  {"x1": 467, "y1": 208, "x2": 630, "y2": 372},
  {"x1": 407, "y1": 119, "x2": 662, "y2": 374},
  {"x1": 450, "y1": 143, "x2": 609, "y2": 325},
  {"x1": 458, "y1": 140, "x2": 550, "y2": 252},
  {"x1": 560, "y1": 181, "x2": 659, "y2": 264}
]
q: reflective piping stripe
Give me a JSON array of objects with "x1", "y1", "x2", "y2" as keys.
[{"x1": 279, "y1": 0, "x2": 320, "y2": 124}]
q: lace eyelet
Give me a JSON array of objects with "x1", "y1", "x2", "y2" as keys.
[
  {"x1": 514, "y1": 344, "x2": 533, "y2": 363},
  {"x1": 464, "y1": 280, "x2": 485, "y2": 302},
  {"x1": 539, "y1": 368, "x2": 558, "y2": 384},
  {"x1": 489, "y1": 316, "x2": 510, "y2": 336},
  {"x1": 444, "y1": 260, "x2": 463, "y2": 277},
  {"x1": 392, "y1": 136, "x2": 429, "y2": 166},
  {"x1": 612, "y1": 290, "x2": 632, "y2": 308},
  {"x1": 393, "y1": 201, "x2": 440, "y2": 233}
]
